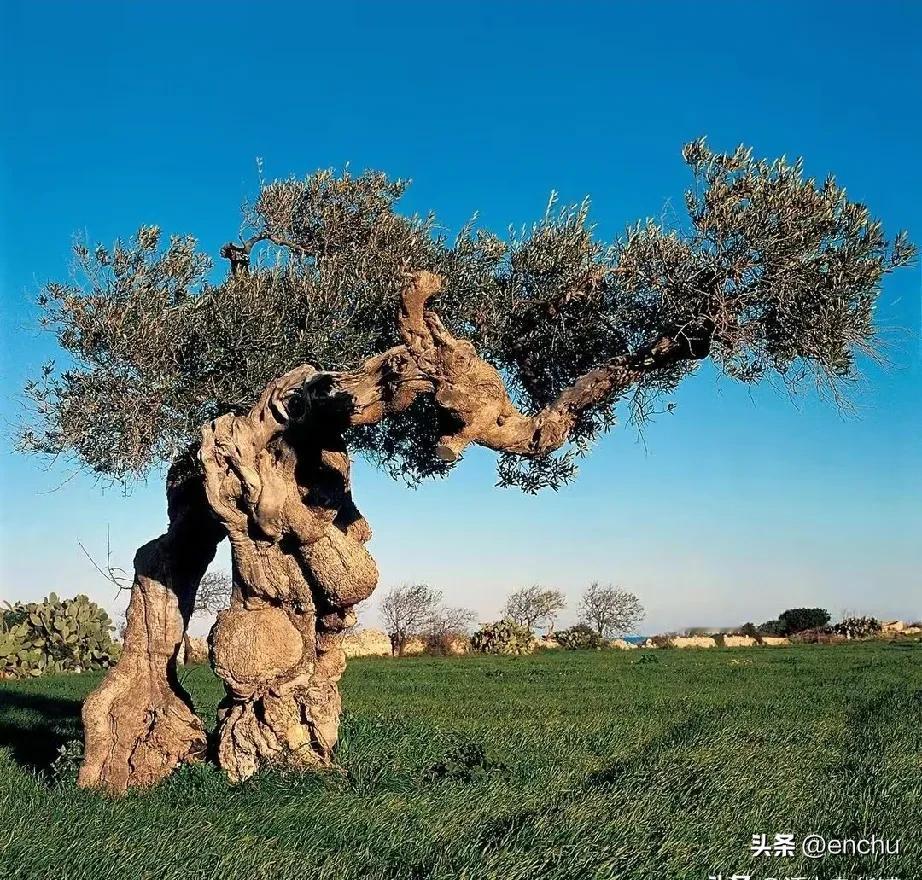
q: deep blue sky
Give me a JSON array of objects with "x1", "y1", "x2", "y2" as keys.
[{"x1": 1, "y1": 1, "x2": 919, "y2": 633}]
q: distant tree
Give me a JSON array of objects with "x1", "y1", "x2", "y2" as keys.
[
  {"x1": 757, "y1": 619, "x2": 787, "y2": 636},
  {"x1": 503, "y1": 586, "x2": 567, "y2": 635},
  {"x1": 425, "y1": 605, "x2": 477, "y2": 640},
  {"x1": 193, "y1": 572, "x2": 232, "y2": 615},
  {"x1": 423, "y1": 605, "x2": 477, "y2": 654},
  {"x1": 535, "y1": 589, "x2": 567, "y2": 636},
  {"x1": 778, "y1": 608, "x2": 830, "y2": 635},
  {"x1": 23, "y1": 140, "x2": 914, "y2": 791},
  {"x1": 379, "y1": 584, "x2": 441, "y2": 655},
  {"x1": 739, "y1": 622, "x2": 759, "y2": 639},
  {"x1": 180, "y1": 571, "x2": 232, "y2": 664},
  {"x1": 503, "y1": 586, "x2": 543, "y2": 630},
  {"x1": 579, "y1": 583, "x2": 644, "y2": 637}
]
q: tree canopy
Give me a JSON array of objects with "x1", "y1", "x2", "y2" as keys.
[
  {"x1": 578, "y1": 583, "x2": 645, "y2": 637},
  {"x1": 22, "y1": 141, "x2": 914, "y2": 491},
  {"x1": 503, "y1": 586, "x2": 567, "y2": 634}
]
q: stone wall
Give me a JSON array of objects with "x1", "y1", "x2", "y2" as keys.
[
  {"x1": 723, "y1": 635, "x2": 757, "y2": 648},
  {"x1": 399, "y1": 635, "x2": 427, "y2": 656},
  {"x1": 669, "y1": 636, "x2": 717, "y2": 649},
  {"x1": 341, "y1": 628, "x2": 393, "y2": 658}
]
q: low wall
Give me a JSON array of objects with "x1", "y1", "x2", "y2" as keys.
[{"x1": 341, "y1": 628, "x2": 393, "y2": 657}]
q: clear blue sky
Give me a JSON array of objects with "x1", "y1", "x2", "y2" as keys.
[{"x1": 1, "y1": 1, "x2": 919, "y2": 634}]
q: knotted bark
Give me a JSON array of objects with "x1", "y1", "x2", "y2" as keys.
[
  {"x1": 80, "y1": 270, "x2": 709, "y2": 791},
  {"x1": 78, "y1": 457, "x2": 223, "y2": 792},
  {"x1": 199, "y1": 367, "x2": 377, "y2": 781}
]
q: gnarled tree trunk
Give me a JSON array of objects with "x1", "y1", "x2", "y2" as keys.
[
  {"x1": 80, "y1": 271, "x2": 704, "y2": 792},
  {"x1": 199, "y1": 368, "x2": 378, "y2": 782},
  {"x1": 78, "y1": 456, "x2": 223, "y2": 792}
]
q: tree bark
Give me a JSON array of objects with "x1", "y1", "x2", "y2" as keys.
[
  {"x1": 78, "y1": 456, "x2": 223, "y2": 792},
  {"x1": 198, "y1": 366, "x2": 377, "y2": 782}
]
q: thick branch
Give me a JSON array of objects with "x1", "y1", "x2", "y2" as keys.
[
  {"x1": 327, "y1": 272, "x2": 710, "y2": 461},
  {"x1": 262, "y1": 271, "x2": 709, "y2": 466}
]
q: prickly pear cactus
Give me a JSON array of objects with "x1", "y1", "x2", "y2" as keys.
[
  {"x1": 470, "y1": 619, "x2": 535, "y2": 655},
  {"x1": 0, "y1": 621, "x2": 30, "y2": 677},
  {"x1": 554, "y1": 624, "x2": 607, "y2": 650},
  {"x1": 0, "y1": 593, "x2": 121, "y2": 678}
]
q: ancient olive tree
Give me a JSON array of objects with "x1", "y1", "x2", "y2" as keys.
[{"x1": 21, "y1": 141, "x2": 914, "y2": 792}]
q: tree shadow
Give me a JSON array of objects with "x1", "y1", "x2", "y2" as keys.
[{"x1": 0, "y1": 690, "x2": 83, "y2": 774}]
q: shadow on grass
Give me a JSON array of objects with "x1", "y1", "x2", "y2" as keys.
[{"x1": 0, "y1": 690, "x2": 82, "y2": 774}]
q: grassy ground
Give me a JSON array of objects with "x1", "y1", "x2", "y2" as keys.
[{"x1": 1, "y1": 644, "x2": 920, "y2": 880}]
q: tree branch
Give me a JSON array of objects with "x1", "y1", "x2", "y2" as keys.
[
  {"x1": 282, "y1": 271, "x2": 712, "y2": 464},
  {"x1": 389, "y1": 271, "x2": 708, "y2": 460},
  {"x1": 221, "y1": 231, "x2": 312, "y2": 276}
]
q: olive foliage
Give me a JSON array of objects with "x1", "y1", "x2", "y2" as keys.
[{"x1": 22, "y1": 141, "x2": 914, "y2": 489}]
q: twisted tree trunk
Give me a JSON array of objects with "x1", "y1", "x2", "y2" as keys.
[
  {"x1": 78, "y1": 457, "x2": 223, "y2": 792},
  {"x1": 199, "y1": 368, "x2": 378, "y2": 782},
  {"x1": 80, "y1": 271, "x2": 707, "y2": 791}
]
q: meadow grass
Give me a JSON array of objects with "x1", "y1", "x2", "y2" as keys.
[{"x1": 1, "y1": 643, "x2": 920, "y2": 880}]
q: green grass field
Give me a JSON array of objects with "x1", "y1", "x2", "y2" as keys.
[{"x1": 1, "y1": 644, "x2": 920, "y2": 880}]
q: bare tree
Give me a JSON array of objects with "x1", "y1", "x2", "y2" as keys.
[
  {"x1": 379, "y1": 584, "x2": 441, "y2": 655},
  {"x1": 426, "y1": 605, "x2": 477, "y2": 639},
  {"x1": 579, "y1": 583, "x2": 644, "y2": 637},
  {"x1": 423, "y1": 605, "x2": 477, "y2": 654},
  {"x1": 194, "y1": 571, "x2": 232, "y2": 615},
  {"x1": 178, "y1": 571, "x2": 232, "y2": 664},
  {"x1": 19, "y1": 142, "x2": 914, "y2": 791},
  {"x1": 536, "y1": 589, "x2": 567, "y2": 636},
  {"x1": 503, "y1": 585, "x2": 567, "y2": 635}
]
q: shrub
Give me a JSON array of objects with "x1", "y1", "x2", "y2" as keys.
[
  {"x1": 50, "y1": 738, "x2": 85, "y2": 785},
  {"x1": 778, "y1": 608, "x2": 831, "y2": 634},
  {"x1": 791, "y1": 628, "x2": 841, "y2": 645},
  {"x1": 424, "y1": 739, "x2": 506, "y2": 782},
  {"x1": 757, "y1": 619, "x2": 787, "y2": 636},
  {"x1": 470, "y1": 619, "x2": 534, "y2": 655},
  {"x1": 829, "y1": 616, "x2": 882, "y2": 640},
  {"x1": 0, "y1": 593, "x2": 121, "y2": 678},
  {"x1": 554, "y1": 623, "x2": 607, "y2": 650},
  {"x1": 424, "y1": 631, "x2": 471, "y2": 656}
]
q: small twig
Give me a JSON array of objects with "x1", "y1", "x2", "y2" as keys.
[{"x1": 78, "y1": 527, "x2": 130, "y2": 593}]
